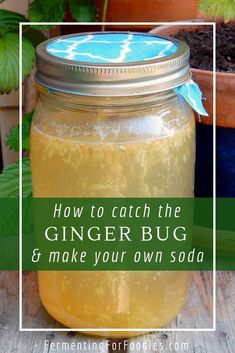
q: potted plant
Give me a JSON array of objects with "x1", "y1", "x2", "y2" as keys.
[
  {"x1": 97, "y1": 0, "x2": 199, "y2": 27},
  {"x1": 150, "y1": 0, "x2": 235, "y2": 197},
  {"x1": 62, "y1": 0, "x2": 199, "y2": 34},
  {"x1": 0, "y1": 0, "x2": 32, "y2": 167}
]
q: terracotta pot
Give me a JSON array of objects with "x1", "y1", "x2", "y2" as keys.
[
  {"x1": 150, "y1": 24, "x2": 235, "y2": 128},
  {"x1": 63, "y1": 1, "x2": 198, "y2": 36},
  {"x1": 63, "y1": 0, "x2": 198, "y2": 33},
  {"x1": 97, "y1": 0, "x2": 198, "y2": 23}
]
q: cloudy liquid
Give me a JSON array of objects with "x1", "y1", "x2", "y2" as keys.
[{"x1": 30, "y1": 110, "x2": 195, "y2": 336}]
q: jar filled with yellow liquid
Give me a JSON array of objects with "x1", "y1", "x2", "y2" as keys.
[{"x1": 31, "y1": 32, "x2": 206, "y2": 336}]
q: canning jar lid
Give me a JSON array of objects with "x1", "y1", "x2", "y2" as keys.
[{"x1": 35, "y1": 31, "x2": 191, "y2": 97}]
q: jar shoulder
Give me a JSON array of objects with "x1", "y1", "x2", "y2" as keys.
[{"x1": 32, "y1": 94, "x2": 194, "y2": 142}]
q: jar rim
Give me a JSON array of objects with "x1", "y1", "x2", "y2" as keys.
[{"x1": 35, "y1": 31, "x2": 191, "y2": 97}]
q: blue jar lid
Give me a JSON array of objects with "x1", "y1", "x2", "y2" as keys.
[
  {"x1": 46, "y1": 33, "x2": 178, "y2": 63},
  {"x1": 35, "y1": 31, "x2": 190, "y2": 96}
]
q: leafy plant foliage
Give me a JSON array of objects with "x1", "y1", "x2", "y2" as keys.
[
  {"x1": 199, "y1": 0, "x2": 235, "y2": 22},
  {"x1": 69, "y1": 0, "x2": 98, "y2": 22},
  {"x1": 5, "y1": 111, "x2": 33, "y2": 152},
  {"x1": 0, "y1": 10, "x2": 38, "y2": 94},
  {"x1": 0, "y1": 9, "x2": 27, "y2": 35},
  {"x1": 0, "y1": 32, "x2": 35, "y2": 94},
  {"x1": 0, "y1": 0, "x2": 98, "y2": 94},
  {"x1": 22, "y1": 27, "x2": 47, "y2": 48},
  {"x1": 0, "y1": 158, "x2": 32, "y2": 198},
  {"x1": 0, "y1": 0, "x2": 98, "y2": 198},
  {"x1": 28, "y1": 0, "x2": 67, "y2": 29},
  {"x1": 1, "y1": 112, "x2": 33, "y2": 198},
  {"x1": 28, "y1": 0, "x2": 98, "y2": 25}
]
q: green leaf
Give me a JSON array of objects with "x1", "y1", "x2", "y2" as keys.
[
  {"x1": 23, "y1": 27, "x2": 47, "y2": 48},
  {"x1": 0, "y1": 33, "x2": 35, "y2": 94},
  {"x1": 0, "y1": 9, "x2": 28, "y2": 35},
  {"x1": 5, "y1": 111, "x2": 33, "y2": 152},
  {"x1": 69, "y1": 0, "x2": 98, "y2": 22},
  {"x1": 22, "y1": 36, "x2": 36, "y2": 83},
  {"x1": 28, "y1": 0, "x2": 66, "y2": 29},
  {"x1": 0, "y1": 158, "x2": 32, "y2": 198},
  {"x1": 0, "y1": 197, "x2": 19, "y2": 239},
  {"x1": 199, "y1": 0, "x2": 235, "y2": 22}
]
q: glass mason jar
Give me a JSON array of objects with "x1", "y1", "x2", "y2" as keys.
[{"x1": 31, "y1": 32, "x2": 195, "y2": 337}]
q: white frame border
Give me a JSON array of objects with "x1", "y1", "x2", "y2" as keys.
[{"x1": 19, "y1": 21, "x2": 216, "y2": 332}]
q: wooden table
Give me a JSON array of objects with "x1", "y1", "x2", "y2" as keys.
[{"x1": 0, "y1": 271, "x2": 234, "y2": 353}]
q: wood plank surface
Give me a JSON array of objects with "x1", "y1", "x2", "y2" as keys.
[{"x1": 0, "y1": 271, "x2": 234, "y2": 353}]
